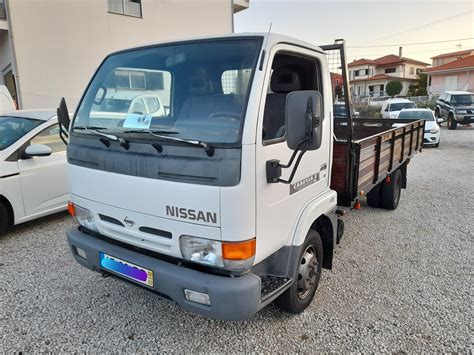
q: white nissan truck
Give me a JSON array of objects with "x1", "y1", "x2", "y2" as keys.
[{"x1": 59, "y1": 33, "x2": 424, "y2": 320}]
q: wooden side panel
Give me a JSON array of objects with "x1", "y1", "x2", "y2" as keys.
[{"x1": 331, "y1": 142, "x2": 348, "y2": 194}]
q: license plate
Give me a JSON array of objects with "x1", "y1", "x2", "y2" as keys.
[{"x1": 99, "y1": 252, "x2": 154, "y2": 287}]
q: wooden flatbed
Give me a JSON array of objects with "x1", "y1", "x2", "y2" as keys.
[{"x1": 331, "y1": 118, "x2": 425, "y2": 207}]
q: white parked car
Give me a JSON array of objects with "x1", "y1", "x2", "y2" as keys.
[
  {"x1": 396, "y1": 108, "x2": 442, "y2": 147},
  {"x1": 381, "y1": 98, "x2": 416, "y2": 119},
  {"x1": 0, "y1": 110, "x2": 68, "y2": 234},
  {"x1": 0, "y1": 85, "x2": 16, "y2": 114}
]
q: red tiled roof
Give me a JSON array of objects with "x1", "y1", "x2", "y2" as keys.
[
  {"x1": 431, "y1": 49, "x2": 474, "y2": 60},
  {"x1": 348, "y1": 58, "x2": 377, "y2": 67},
  {"x1": 424, "y1": 55, "x2": 474, "y2": 73},
  {"x1": 350, "y1": 74, "x2": 418, "y2": 83},
  {"x1": 349, "y1": 55, "x2": 429, "y2": 68}
]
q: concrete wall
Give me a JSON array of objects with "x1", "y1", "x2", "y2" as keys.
[{"x1": 7, "y1": 0, "x2": 233, "y2": 109}]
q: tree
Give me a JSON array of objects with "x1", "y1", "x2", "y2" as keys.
[{"x1": 386, "y1": 80, "x2": 403, "y2": 97}]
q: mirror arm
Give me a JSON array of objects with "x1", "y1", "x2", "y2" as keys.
[{"x1": 266, "y1": 138, "x2": 310, "y2": 184}]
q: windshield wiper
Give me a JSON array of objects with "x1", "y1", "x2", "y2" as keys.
[
  {"x1": 123, "y1": 129, "x2": 179, "y2": 135},
  {"x1": 140, "y1": 130, "x2": 215, "y2": 157},
  {"x1": 74, "y1": 126, "x2": 129, "y2": 149}
]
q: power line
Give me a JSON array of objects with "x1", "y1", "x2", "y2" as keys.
[
  {"x1": 357, "y1": 10, "x2": 474, "y2": 44},
  {"x1": 348, "y1": 38, "x2": 474, "y2": 49},
  {"x1": 352, "y1": 46, "x2": 473, "y2": 57}
]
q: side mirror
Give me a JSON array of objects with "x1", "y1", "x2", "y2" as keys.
[
  {"x1": 24, "y1": 144, "x2": 52, "y2": 158},
  {"x1": 57, "y1": 97, "x2": 70, "y2": 130},
  {"x1": 437, "y1": 118, "x2": 444, "y2": 123},
  {"x1": 285, "y1": 91, "x2": 323, "y2": 151},
  {"x1": 57, "y1": 97, "x2": 70, "y2": 145}
]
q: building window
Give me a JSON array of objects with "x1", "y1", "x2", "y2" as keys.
[
  {"x1": 409, "y1": 67, "x2": 415, "y2": 75},
  {"x1": 385, "y1": 67, "x2": 396, "y2": 74},
  {"x1": 108, "y1": 0, "x2": 142, "y2": 17},
  {"x1": 0, "y1": 0, "x2": 6, "y2": 20}
]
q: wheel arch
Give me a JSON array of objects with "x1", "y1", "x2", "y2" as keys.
[
  {"x1": 291, "y1": 190, "x2": 338, "y2": 270},
  {"x1": 0, "y1": 194, "x2": 14, "y2": 227}
]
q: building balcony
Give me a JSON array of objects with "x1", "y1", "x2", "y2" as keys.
[{"x1": 233, "y1": 0, "x2": 249, "y2": 13}]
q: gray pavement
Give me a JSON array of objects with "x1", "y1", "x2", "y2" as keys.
[{"x1": 1, "y1": 126, "x2": 472, "y2": 352}]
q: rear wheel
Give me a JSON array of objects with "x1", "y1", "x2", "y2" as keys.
[
  {"x1": 0, "y1": 202, "x2": 9, "y2": 235},
  {"x1": 276, "y1": 230, "x2": 323, "y2": 314},
  {"x1": 448, "y1": 114, "x2": 457, "y2": 130},
  {"x1": 367, "y1": 183, "x2": 381, "y2": 208},
  {"x1": 380, "y1": 169, "x2": 402, "y2": 210}
]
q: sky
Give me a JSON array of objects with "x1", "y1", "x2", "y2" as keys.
[{"x1": 234, "y1": 0, "x2": 474, "y2": 65}]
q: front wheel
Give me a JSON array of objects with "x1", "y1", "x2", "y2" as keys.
[
  {"x1": 0, "y1": 203, "x2": 9, "y2": 235},
  {"x1": 276, "y1": 230, "x2": 323, "y2": 314},
  {"x1": 448, "y1": 114, "x2": 457, "y2": 130}
]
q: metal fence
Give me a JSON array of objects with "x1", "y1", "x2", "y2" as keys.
[{"x1": 355, "y1": 94, "x2": 439, "y2": 107}]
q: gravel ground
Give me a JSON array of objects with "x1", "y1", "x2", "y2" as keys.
[{"x1": 1, "y1": 126, "x2": 473, "y2": 352}]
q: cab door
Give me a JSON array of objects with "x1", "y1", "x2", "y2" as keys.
[
  {"x1": 17, "y1": 123, "x2": 68, "y2": 216},
  {"x1": 255, "y1": 45, "x2": 332, "y2": 260}
]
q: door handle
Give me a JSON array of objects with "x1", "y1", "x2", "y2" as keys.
[{"x1": 320, "y1": 163, "x2": 327, "y2": 171}]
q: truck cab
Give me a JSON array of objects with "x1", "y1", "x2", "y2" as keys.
[{"x1": 65, "y1": 33, "x2": 410, "y2": 320}]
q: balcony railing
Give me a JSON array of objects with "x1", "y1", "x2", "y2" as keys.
[{"x1": 0, "y1": 0, "x2": 7, "y2": 20}]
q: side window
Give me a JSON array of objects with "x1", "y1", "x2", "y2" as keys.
[
  {"x1": 130, "y1": 98, "x2": 145, "y2": 114},
  {"x1": 221, "y1": 69, "x2": 252, "y2": 95},
  {"x1": 30, "y1": 124, "x2": 65, "y2": 153},
  {"x1": 145, "y1": 97, "x2": 160, "y2": 114},
  {"x1": 262, "y1": 52, "x2": 322, "y2": 144}
]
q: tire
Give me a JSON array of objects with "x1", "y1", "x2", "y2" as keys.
[
  {"x1": 367, "y1": 183, "x2": 381, "y2": 208},
  {"x1": 434, "y1": 141, "x2": 440, "y2": 148},
  {"x1": 448, "y1": 114, "x2": 457, "y2": 130},
  {"x1": 0, "y1": 202, "x2": 9, "y2": 235},
  {"x1": 380, "y1": 169, "x2": 402, "y2": 210},
  {"x1": 276, "y1": 230, "x2": 323, "y2": 314}
]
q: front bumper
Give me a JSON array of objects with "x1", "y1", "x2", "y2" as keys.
[
  {"x1": 455, "y1": 114, "x2": 474, "y2": 124},
  {"x1": 423, "y1": 131, "x2": 440, "y2": 145},
  {"x1": 67, "y1": 228, "x2": 262, "y2": 321}
]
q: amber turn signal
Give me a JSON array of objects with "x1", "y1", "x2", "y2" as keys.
[
  {"x1": 67, "y1": 202, "x2": 75, "y2": 216},
  {"x1": 222, "y1": 238, "x2": 256, "y2": 260}
]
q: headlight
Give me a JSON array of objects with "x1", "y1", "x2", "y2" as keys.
[
  {"x1": 456, "y1": 110, "x2": 467, "y2": 114},
  {"x1": 430, "y1": 127, "x2": 440, "y2": 134},
  {"x1": 180, "y1": 236, "x2": 256, "y2": 273},
  {"x1": 68, "y1": 202, "x2": 98, "y2": 232},
  {"x1": 180, "y1": 236, "x2": 224, "y2": 267}
]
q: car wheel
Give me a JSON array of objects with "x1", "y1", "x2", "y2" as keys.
[
  {"x1": 380, "y1": 169, "x2": 402, "y2": 210},
  {"x1": 276, "y1": 229, "x2": 323, "y2": 314},
  {"x1": 0, "y1": 202, "x2": 9, "y2": 235},
  {"x1": 448, "y1": 114, "x2": 457, "y2": 130}
]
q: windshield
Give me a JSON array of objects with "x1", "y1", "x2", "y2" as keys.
[
  {"x1": 398, "y1": 110, "x2": 434, "y2": 121},
  {"x1": 0, "y1": 116, "x2": 43, "y2": 150},
  {"x1": 451, "y1": 94, "x2": 474, "y2": 106},
  {"x1": 73, "y1": 38, "x2": 262, "y2": 145},
  {"x1": 390, "y1": 102, "x2": 416, "y2": 111}
]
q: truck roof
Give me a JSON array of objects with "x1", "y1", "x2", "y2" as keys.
[
  {"x1": 107, "y1": 32, "x2": 325, "y2": 58},
  {"x1": 443, "y1": 91, "x2": 472, "y2": 95}
]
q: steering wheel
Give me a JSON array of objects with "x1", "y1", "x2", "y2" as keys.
[{"x1": 209, "y1": 112, "x2": 241, "y2": 120}]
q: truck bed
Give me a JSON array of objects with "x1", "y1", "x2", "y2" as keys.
[{"x1": 331, "y1": 118, "x2": 425, "y2": 207}]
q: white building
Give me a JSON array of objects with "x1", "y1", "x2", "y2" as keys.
[
  {"x1": 0, "y1": 0, "x2": 248, "y2": 110},
  {"x1": 348, "y1": 54, "x2": 429, "y2": 98}
]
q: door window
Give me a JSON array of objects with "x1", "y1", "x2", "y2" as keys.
[
  {"x1": 262, "y1": 52, "x2": 322, "y2": 144},
  {"x1": 144, "y1": 97, "x2": 160, "y2": 114},
  {"x1": 130, "y1": 98, "x2": 146, "y2": 114},
  {"x1": 30, "y1": 124, "x2": 65, "y2": 153}
]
